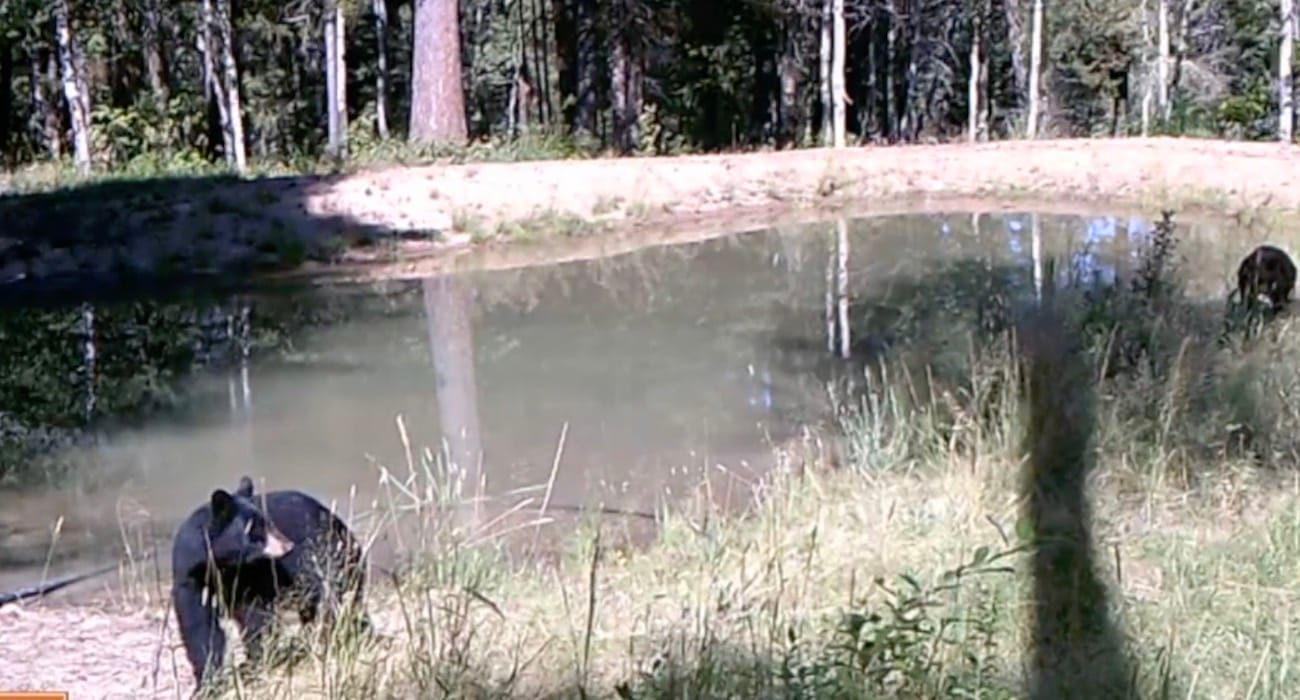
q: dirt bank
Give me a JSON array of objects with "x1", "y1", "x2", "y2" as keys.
[{"x1": 3, "y1": 137, "x2": 1300, "y2": 300}]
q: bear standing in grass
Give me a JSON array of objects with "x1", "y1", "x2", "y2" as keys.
[{"x1": 171, "y1": 476, "x2": 370, "y2": 687}]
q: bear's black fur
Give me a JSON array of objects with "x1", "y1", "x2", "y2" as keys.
[
  {"x1": 171, "y1": 476, "x2": 369, "y2": 687},
  {"x1": 1235, "y1": 244, "x2": 1297, "y2": 313}
]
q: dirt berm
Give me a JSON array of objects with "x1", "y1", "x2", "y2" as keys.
[{"x1": 0, "y1": 137, "x2": 1297, "y2": 300}]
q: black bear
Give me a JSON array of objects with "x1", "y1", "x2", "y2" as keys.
[
  {"x1": 170, "y1": 476, "x2": 369, "y2": 687},
  {"x1": 1235, "y1": 244, "x2": 1297, "y2": 313}
]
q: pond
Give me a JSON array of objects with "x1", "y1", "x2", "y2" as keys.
[{"x1": 0, "y1": 210, "x2": 1244, "y2": 600}]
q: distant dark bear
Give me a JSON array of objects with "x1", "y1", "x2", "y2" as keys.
[
  {"x1": 171, "y1": 476, "x2": 369, "y2": 687},
  {"x1": 1235, "y1": 244, "x2": 1297, "y2": 312}
]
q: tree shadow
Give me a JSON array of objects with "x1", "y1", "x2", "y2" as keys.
[
  {"x1": 0, "y1": 171, "x2": 416, "y2": 308},
  {"x1": 1016, "y1": 296, "x2": 1142, "y2": 699}
]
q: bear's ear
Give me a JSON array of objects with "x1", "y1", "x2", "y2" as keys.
[
  {"x1": 235, "y1": 477, "x2": 255, "y2": 498},
  {"x1": 210, "y1": 489, "x2": 237, "y2": 526}
]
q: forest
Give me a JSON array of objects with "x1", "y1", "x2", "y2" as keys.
[{"x1": 0, "y1": 0, "x2": 1295, "y2": 179}]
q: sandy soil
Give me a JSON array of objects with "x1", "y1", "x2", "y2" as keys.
[
  {"x1": 4, "y1": 137, "x2": 1300, "y2": 301},
  {"x1": 4, "y1": 136, "x2": 1300, "y2": 697}
]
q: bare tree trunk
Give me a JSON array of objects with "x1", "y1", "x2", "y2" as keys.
[
  {"x1": 1140, "y1": 0, "x2": 1152, "y2": 135},
  {"x1": 1157, "y1": 0, "x2": 1170, "y2": 121},
  {"x1": 819, "y1": 0, "x2": 832, "y2": 145},
  {"x1": 1170, "y1": 0, "x2": 1192, "y2": 110},
  {"x1": 831, "y1": 0, "x2": 846, "y2": 147},
  {"x1": 54, "y1": 0, "x2": 92, "y2": 175},
  {"x1": 422, "y1": 275, "x2": 484, "y2": 526},
  {"x1": 373, "y1": 0, "x2": 390, "y2": 138},
  {"x1": 199, "y1": 0, "x2": 233, "y2": 157},
  {"x1": 778, "y1": 24, "x2": 799, "y2": 147},
  {"x1": 609, "y1": 1, "x2": 633, "y2": 154},
  {"x1": 1026, "y1": 0, "x2": 1044, "y2": 138},
  {"x1": 29, "y1": 52, "x2": 58, "y2": 160},
  {"x1": 511, "y1": 0, "x2": 531, "y2": 136},
  {"x1": 210, "y1": 0, "x2": 246, "y2": 171},
  {"x1": 1283, "y1": 0, "x2": 1295, "y2": 143},
  {"x1": 573, "y1": 0, "x2": 598, "y2": 139},
  {"x1": 968, "y1": 5, "x2": 981, "y2": 142},
  {"x1": 0, "y1": 42, "x2": 11, "y2": 159},
  {"x1": 537, "y1": 0, "x2": 554, "y2": 125},
  {"x1": 1004, "y1": 0, "x2": 1027, "y2": 112},
  {"x1": 409, "y1": 0, "x2": 468, "y2": 142},
  {"x1": 142, "y1": 0, "x2": 169, "y2": 106},
  {"x1": 325, "y1": 0, "x2": 348, "y2": 157}
]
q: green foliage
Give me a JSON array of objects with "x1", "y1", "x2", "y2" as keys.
[
  {"x1": 618, "y1": 543, "x2": 1022, "y2": 699},
  {"x1": 0, "y1": 0, "x2": 1293, "y2": 169}
]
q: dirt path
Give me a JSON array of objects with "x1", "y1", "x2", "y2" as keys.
[{"x1": 4, "y1": 137, "x2": 1300, "y2": 300}]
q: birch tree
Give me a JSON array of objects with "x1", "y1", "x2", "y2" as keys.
[
  {"x1": 325, "y1": 0, "x2": 348, "y2": 157},
  {"x1": 373, "y1": 0, "x2": 390, "y2": 138},
  {"x1": 1026, "y1": 0, "x2": 1044, "y2": 138},
  {"x1": 1283, "y1": 0, "x2": 1295, "y2": 143},
  {"x1": 969, "y1": 1, "x2": 983, "y2": 142},
  {"x1": 53, "y1": 0, "x2": 90, "y2": 175},
  {"x1": 830, "y1": 0, "x2": 846, "y2": 147},
  {"x1": 819, "y1": 0, "x2": 832, "y2": 145},
  {"x1": 210, "y1": 0, "x2": 246, "y2": 171}
]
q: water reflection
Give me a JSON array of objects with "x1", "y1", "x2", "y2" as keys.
[{"x1": 0, "y1": 210, "x2": 1246, "y2": 595}]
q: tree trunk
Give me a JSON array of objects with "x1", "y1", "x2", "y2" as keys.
[
  {"x1": 421, "y1": 275, "x2": 484, "y2": 524},
  {"x1": 29, "y1": 52, "x2": 58, "y2": 160},
  {"x1": 1170, "y1": 0, "x2": 1192, "y2": 113},
  {"x1": 609, "y1": 1, "x2": 633, "y2": 154},
  {"x1": 1003, "y1": 0, "x2": 1027, "y2": 110},
  {"x1": 325, "y1": 0, "x2": 348, "y2": 157},
  {"x1": 108, "y1": 0, "x2": 133, "y2": 109},
  {"x1": 777, "y1": 22, "x2": 799, "y2": 148},
  {"x1": 968, "y1": 5, "x2": 981, "y2": 142},
  {"x1": 1157, "y1": 0, "x2": 1170, "y2": 121},
  {"x1": 573, "y1": 0, "x2": 598, "y2": 139},
  {"x1": 409, "y1": 0, "x2": 468, "y2": 143},
  {"x1": 0, "y1": 41, "x2": 12, "y2": 159},
  {"x1": 831, "y1": 0, "x2": 846, "y2": 147},
  {"x1": 54, "y1": 0, "x2": 92, "y2": 176},
  {"x1": 1283, "y1": 0, "x2": 1295, "y2": 143},
  {"x1": 199, "y1": 0, "x2": 231, "y2": 158},
  {"x1": 819, "y1": 0, "x2": 832, "y2": 145},
  {"x1": 142, "y1": 0, "x2": 169, "y2": 107},
  {"x1": 373, "y1": 0, "x2": 390, "y2": 138},
  {"x1": 537, "y1": 0, "x2": 554, "y2": 125},
  {"x1": 1140, "y1": 0, "x2": 1152, "y2": 135},
  {"x1": 1026, "y1": 0, "x2": 1044, "y2": 138},
  {"x1": 210, "y1": 0, "x2": 246, "y2": 171}
]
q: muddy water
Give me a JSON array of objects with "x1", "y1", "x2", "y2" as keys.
[{"x1": 0, "y1": 211, "x2": 1252, "y2": 601}]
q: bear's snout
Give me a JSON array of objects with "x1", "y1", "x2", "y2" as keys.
[{"x1": 263, "y1": 529, "x2": 294, "y2": 558}]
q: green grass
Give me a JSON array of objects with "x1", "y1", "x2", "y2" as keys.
[
  {"x1": 117, "y1": 213, "x2": 1300, "y2": 699},
  {"x1": 0, "y1": 131, "x2": 595, "y2": 197}
]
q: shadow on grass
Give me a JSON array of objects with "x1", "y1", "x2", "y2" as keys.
[{"x1": 0, "y1": 172, "x2": 417, "y2": 308}]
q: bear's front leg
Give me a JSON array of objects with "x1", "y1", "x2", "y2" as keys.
[{"x1": 173, "y1": 580, "x2": 226, "y2": 686}]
